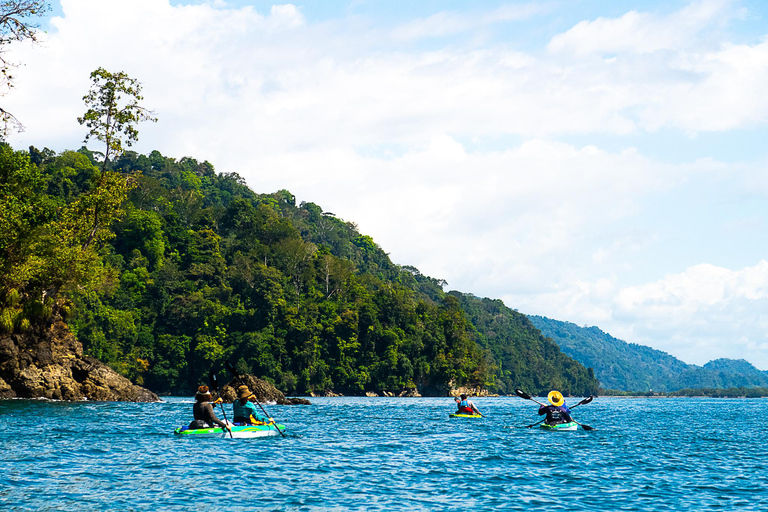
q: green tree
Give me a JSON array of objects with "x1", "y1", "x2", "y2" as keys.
[
  {"x1": 77, "y1": 68, "x2": 157, "y2": 171},
  {"x1": 0, "y1": 145, "x2": 131, "y2": 328}
]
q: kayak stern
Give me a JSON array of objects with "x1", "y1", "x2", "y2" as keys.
[{"x1": 540, "y1": 421, "x2": 578, "y2": 431}]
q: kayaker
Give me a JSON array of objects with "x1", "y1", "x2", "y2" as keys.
[
  {"x1": 232, "y1": 385, "x2": 270, "y2": 425},
  {"x1": 191, "y1": 385, "x2": 231, "y2": 431},
  {"x1": 538, "y1": 390, "x2": 573, "y2": 425},
  {"x1": 454, "y1": 393, "x2": 482, "y2": 416}
]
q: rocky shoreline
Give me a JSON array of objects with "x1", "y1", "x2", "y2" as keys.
[
  {"x1": 217, "y1": 373, "x2": 311, "y2": 405},
  {"x1": 0, "y1": 319, "x2": 158, "y2": 402},
  {"x1": 310, "y1": 385, "x2": 499, "y2": 398}
]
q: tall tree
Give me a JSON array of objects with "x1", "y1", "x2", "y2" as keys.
[
  {"x1": 77, "y1": 68, "x2": 156, "y2": 250},
  {"x1": 0, "y1": 0, "x2": 50, "y2": 133},
  {"x1": 77, "y1": 68, "x2": 157, "y2": 172}
]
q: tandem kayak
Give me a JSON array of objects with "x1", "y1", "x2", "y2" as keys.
[
  {"x1": 540, "y1": 421, "x2": 578, "y2": 431},
  {"x1": 174, "y1": 423, "x2": 286, "y2": 438},
  {"x1": 449, "y1": 413, "x2": 483, "y2": 418}
]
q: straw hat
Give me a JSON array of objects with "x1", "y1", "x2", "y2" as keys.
[
  {"x1": 237, "y1": 385, "x2": 253, "y2": 399},
  {"x1": 547, "y1": 390, "x2": 564, "y2": 407}
]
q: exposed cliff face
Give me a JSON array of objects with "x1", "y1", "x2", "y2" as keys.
[{"x1": 0, "y1": 319, "x2": 158, "y2": 402}]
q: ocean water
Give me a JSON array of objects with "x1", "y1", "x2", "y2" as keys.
[{"x1": 1, "y1": 396, "x2": 766, "y2": 511}]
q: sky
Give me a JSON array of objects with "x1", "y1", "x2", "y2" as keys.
[{"x1": 5, "y1": 0, "x2": 768, "y2": 369}]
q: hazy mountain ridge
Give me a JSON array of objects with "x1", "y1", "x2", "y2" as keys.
[{"x1": 528, "y1": 316, "x2": 768, "y2": 392}]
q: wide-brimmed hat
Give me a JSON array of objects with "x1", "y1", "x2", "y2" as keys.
[
  {"x1": 547, "y1": 390, "x2": 564, "y2": 407},
  {"x1": 237, "y1": 385, "x2": 253, "y2": 399},
  {"x1": 195, "y1": 385, "x2": 212, "y2": 401}
]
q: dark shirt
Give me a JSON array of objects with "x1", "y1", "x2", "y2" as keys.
[
  {"x1": 538, "y1": 404, "x2": 573, "y2": 424},
  {"x1": 193, "y1": 401, "x2": 227, "y2": 428}
]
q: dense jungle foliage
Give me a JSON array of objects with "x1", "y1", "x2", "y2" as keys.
[
  {"x1": 530, "y1": 316, "x2": 768, "y2": 392},
  {"x1": 1, "y1": 144, "x2": 599, "y2": 396}
]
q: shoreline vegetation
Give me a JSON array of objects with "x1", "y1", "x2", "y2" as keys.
[{"x1": 600, "y1": 387, "x2": 768, "y2": 398}]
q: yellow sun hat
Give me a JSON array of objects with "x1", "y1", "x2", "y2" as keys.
[{"x1": 547, "y1": 390, "x2": 564, "y2": 407}]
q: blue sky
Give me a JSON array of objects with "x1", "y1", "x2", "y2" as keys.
[{"x1": 9, "y1": 0, "x2": 768, "y2": 369}]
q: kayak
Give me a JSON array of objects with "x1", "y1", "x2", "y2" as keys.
[
  {"x1": 449, "y1": 413, "x2": 482, "y2": 418},
  {"x1": 174, "y1": 423, "x2": 286, "y2": 438},
  {"x1": 540, "y1": 421, "x2": 578, "y2": 431}
]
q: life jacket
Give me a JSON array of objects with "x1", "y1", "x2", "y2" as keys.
[
  {"x1": 458, "y1": 399, "x2": 473, "y2": 414},
  {"x1": 544, "y1": 405, "x2": 570, "y2": 425}
]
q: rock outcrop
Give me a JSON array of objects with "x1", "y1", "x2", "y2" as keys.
[
  {"x1": 219, "y1": 373, "x2": 311, "y2": 405},
  {"x1": 0, "y1": 318, "x2": 159, "y2": 402},
  {"x1": 449, "y1": 386, "x2": 497, "y2": 397}
]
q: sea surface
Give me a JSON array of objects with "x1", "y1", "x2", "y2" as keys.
[{"x1": 1, "y1": 395, "x2": 766, "y2": 510}]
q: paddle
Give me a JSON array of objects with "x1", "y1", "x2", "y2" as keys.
[
  {"x1": 515, "y1": 388, "x2": 546, "y2": 407},
  {"x1": 209, "y1": 371, "x2": 233, "y2": 438},
  {"x1": 571, "y1": 395, "x2": 594, "y2": 409},
  {"x1": 224, "y1": 360, "x2": 286, "y2": 438},
  {"x1": 572, "y1": 420, "x2": 594, "y2": 431},
  {"x1": 565, "y1": 395, "x2": 595, "y2": 430},
  {"x1": 515, "y1": 389, "x2": 595, "y2": 430}
]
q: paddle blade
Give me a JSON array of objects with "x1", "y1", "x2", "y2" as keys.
[
  {"x1": 225, "y1": 360, "x2": 239, "y2": 377},
  {"x1": 515, "y1": 389, "x2": 532, "y2": 400},
  {"x1": 208, "y1": 372, "x2": 219, "y2": 392},
  {"x1": 580, "y1": 424, "x2": 594, "y2": 431},
  {"x1": 578, "y1": 396, "x2": 594, "y2": 406}
]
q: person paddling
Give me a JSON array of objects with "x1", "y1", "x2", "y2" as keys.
[
  {"x1": 454, "y1": 393, "x2": 482, "y2": 416},
  {"x1": 190, "y1": 385, "x2": 231, "y2": 431},
  {"x1": 232, "y1": 385, "x2": 270, "y2": 425},
  {"x1": 538, "y1": 390, "x2": 573, "y2": 425}
]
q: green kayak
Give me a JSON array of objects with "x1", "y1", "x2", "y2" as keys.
[
  {"x1": 174, "y1": 423, "x2": 286, "y2": 438},
  {"x1": 540, "y1": 421, "x2": 578, "y2": 431},
  {"x1": 449, "y1": 413, "x2": 483, "y2": 418}
]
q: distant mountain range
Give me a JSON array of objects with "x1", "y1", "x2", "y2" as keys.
[{"x1": 528, "y1": 316, "x2": 768, "y2": 392}]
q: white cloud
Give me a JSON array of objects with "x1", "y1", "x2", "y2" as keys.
[
  {"x1": 8, "y1": 0, "x2": 768, "y2": 155},
  {"x1": 511, "y1": 261, "x2": 768, "y2": 369},
  {"x1": 391, "y1": 2, "x2": 550, "y2": 41},
  {"x1": 547, "y1": 0, "x2": 735, "y2": 56},
  {"x1": 3, "y1": 0, "x2": 768, "y2": 369}
]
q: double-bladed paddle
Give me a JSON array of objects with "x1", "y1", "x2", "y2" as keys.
[
  {"x1": 224, "y1": 360, "x2": 286, "y2": 437},
  {"x1": 515, "y1": 389, "x2": 595, "y2": 431},
  {"x1": 209, "y1": 371, "x2": 233, "y2": 438}
]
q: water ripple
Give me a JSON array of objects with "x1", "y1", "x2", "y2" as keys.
[{"x1": 2, "y1": 396, "x2": 768, "y2": 510}]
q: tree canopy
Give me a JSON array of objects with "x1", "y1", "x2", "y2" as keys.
[{"x1": 1, "y1": 144, "x2": 599, "y2": 396}]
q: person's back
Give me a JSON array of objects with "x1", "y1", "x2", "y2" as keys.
[
  {"x1": 454, "y1": 393, "x2": 481, "y2": 415},
  {"x1": 190, "y1": 385, "x2": 229, "y2": 430},
  {"x1": 538, "y1": 404, "x2": 572, "y2": 424},
  {"x1": 232, "y1": 385, "x2": 269, "y2": 424},
  {"x1": 538, "y1": 390, "x2": 572, "y2": 425}
]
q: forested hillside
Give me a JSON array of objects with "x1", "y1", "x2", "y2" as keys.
[
  {"x1": 529, "y1": 316, "x2": 768, "y2": 392},
  {"x1": 451, "y1": 294, "x2": 597, "y2": 395},
  {"x1": 2, "y1": 144, "x2": 599, "y2": 396}
]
